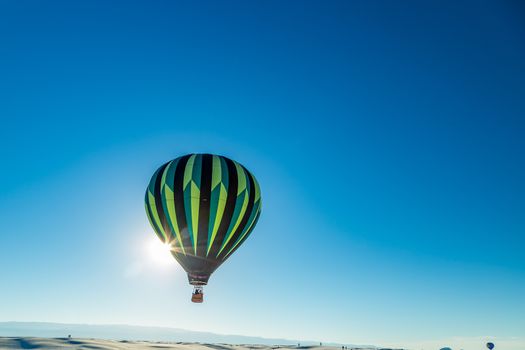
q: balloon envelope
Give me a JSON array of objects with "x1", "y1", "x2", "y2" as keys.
[
  {"x1": 486, "y1": 342, "x2": 494, "y2": 350},
  {"x1": 145, "y1": 154, "x2": 262, "y2": 285}
]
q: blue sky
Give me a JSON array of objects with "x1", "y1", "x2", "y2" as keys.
[{"x1": 0, "y1": 1, "x2": 524, "y2": 349}]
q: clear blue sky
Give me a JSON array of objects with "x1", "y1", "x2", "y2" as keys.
[{"x1": 0, "y1": 1, "x2": 524, "y2": 349}]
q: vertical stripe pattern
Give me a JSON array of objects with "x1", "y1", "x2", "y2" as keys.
[{"x1": 145, "y1": 154, "x2": 262, "y2": 284}]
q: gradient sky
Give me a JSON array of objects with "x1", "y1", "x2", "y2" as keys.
[{"x1": 1, "y1": 1, "x2": 524, "y2": 349}]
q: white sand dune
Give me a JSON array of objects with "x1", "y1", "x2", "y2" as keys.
[
  {"x1": 0, "y1": 323, "x2": 357, "y2": 347},
  {"x1": 0, "y1": 339, "x2": 363, "y2": 350}
]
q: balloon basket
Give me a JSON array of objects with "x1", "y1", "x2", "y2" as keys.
[{"x1": 191, "y1": 286, "x2": 204, "y2": 303}]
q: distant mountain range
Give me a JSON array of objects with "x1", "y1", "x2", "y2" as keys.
[{"x1": 0, "y1": 322, "x2": 374, "y2": 348}]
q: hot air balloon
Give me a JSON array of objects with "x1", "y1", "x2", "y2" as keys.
[
  {"x1": 486, "y1": 342, "x2": 494, "y2": 350},
  {"x1": 145, "y1": 154, "x2": 262, "y2": 303}
]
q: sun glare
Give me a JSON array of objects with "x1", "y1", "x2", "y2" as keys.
[{"x1": 147, "y1": 237, "x2": 174, "y2": 266}]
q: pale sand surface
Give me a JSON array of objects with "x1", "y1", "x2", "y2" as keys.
[{"x1": 0, "y1": 339, "x2": 356, "y2": 350}]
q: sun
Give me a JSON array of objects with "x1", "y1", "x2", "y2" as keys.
[{"x1": 147, "y1": 237, "x2": 174, "y2": 266}]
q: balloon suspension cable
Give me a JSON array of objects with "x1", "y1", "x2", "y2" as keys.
[{"x1": 191, "y1": 285, "x2": 204, "y2": 303}]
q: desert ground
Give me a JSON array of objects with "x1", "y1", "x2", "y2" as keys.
[{"x1": 0, "y1": 339, "x2": 372, "y2": 350}]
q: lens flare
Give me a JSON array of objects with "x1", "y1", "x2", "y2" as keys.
[{"x1": 147, "y1": 237, "x2": 174, "y2": 266}]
